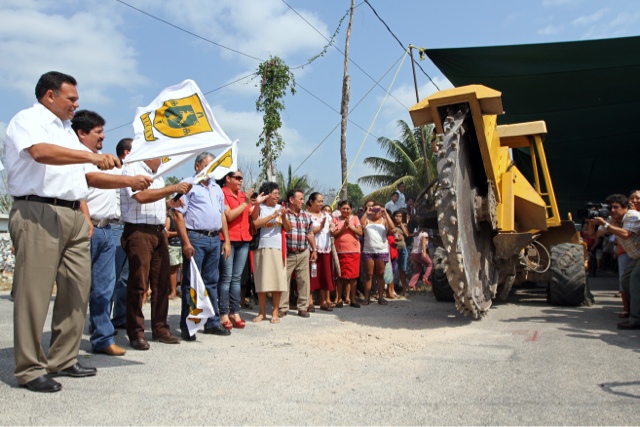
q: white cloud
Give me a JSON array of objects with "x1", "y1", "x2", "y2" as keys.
[
  {"x1": 536, "y1": 24, "x2": 564, "y2": 35},
  {"x1": 153, "y1": 0, "x2": 329, "y2": 66},
  {"x1": 580, "y1": 10, "x2": 640, "y2": 39},
  {"x1": 211, "y1": 104, "x2": 306, "y2": 173},
  {"x1": 572, "y1": 9, "x2": 608, "y2": 26},
  {"x1": 0, "y1": 2, "x2": 147, "y2": 105}
]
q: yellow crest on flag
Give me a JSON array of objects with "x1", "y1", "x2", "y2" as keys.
[{"x1": 145, "y1": 93, "x2": 213, "y2": 140}]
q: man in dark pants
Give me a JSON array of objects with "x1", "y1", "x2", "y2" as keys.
[
  {"x1": 120, "y1": 157, "x2": 191, "y2": 350},
  {"x1": 5, "y1": 71, "x2": 119, "y2": 392},
  {"x1": 111, "y1": 138, "x2": 133, "y2": 330}
]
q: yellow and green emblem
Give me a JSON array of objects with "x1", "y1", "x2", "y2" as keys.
[{"x1": 140, "y1": 93, "x2": 213, "y2": 141}]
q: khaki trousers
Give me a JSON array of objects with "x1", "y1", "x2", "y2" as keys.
[
  {"x1": 281, "y1": 249, "x2": 311, "y2": 312},
  {"x1": 9, "y1": 200, "x2": 91, "y2": 384}
]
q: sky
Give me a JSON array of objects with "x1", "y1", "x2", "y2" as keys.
[{"x1": 0, "y1": 0, "x2": 638, "y2": 197}]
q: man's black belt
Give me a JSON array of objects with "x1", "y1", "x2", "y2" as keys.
[
  {"x1": 188, "y1": 229, "x2": 220, "y2": 237},
  {"x1": 124, "y1": 222, "x2": 164, "y2": 231},
  {"x1": 14, "y1": 195, "x2": 81, "y2": 210}
]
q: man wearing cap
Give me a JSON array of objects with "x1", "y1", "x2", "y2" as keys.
[{"x1": 6, "y1": 71, "x2": 119, "y2": 392}]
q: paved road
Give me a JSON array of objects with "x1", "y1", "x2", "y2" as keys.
[{"x1": 0, "y1": 273, "x2": 639, "y2": 425}]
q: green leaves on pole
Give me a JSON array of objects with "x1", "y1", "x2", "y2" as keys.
[{"x1": 255, "y1": 56, "x2": 295, "y2": 179}]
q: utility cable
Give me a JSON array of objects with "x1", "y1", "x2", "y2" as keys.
[
  {"x1": 114, "y1": 0, "x2": 263, "y2": 62},
  {"x1": 330, "y1": 49, "x2": 410, "y2": 208},
  {"x1": 292, "y1": 50, "x2": 406, "y2": 176},
  {"x1": 281, "y1": 0, "x2": 408, "y2": 109},
  {"x1": 363, "y1": 0, "x2": 440, "y2": 90}
]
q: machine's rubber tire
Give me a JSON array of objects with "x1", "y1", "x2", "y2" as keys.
[
  {"x1": 431, "y1": 247, "x2": 455, "y2": 302},
  {"x1": 547, "y1": 243, "x2": 593, "y2": 306}
]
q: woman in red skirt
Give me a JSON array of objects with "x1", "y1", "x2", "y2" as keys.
[{"x1": 331, "y1": 200, "x2": 363, "y2": 308}]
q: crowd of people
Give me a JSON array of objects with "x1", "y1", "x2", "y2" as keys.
[
  {"x1": 7, "y1": 71, "x2": 637, "y2": 398},
  {"x1": 587, "y1": 191, "x2": 640, "y2": 329},
  {"x1": 4, "y1": 71, "x2": 434, "y2": 393}
]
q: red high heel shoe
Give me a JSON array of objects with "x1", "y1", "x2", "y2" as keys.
[
  {"x1": 230, "y1": 316, "x2": 246, "y2": 329},
  {"x1": 221, "y1": 318, "x2": 233, "y2": 330}
]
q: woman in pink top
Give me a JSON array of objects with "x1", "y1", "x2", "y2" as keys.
[{"x1": 331, "y1": 200, "x2": 363, "y2": 308}]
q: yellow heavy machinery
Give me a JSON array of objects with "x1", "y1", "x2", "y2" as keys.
[{"x1": 409, "y1": 85, "x2": 593, "y2": 318}]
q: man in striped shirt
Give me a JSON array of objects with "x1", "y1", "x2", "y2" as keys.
[{"x1": 279, "y1": 189, "x2": 318, "y2": 318}]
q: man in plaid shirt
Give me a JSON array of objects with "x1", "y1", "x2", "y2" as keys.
[
  {"x1": 279, "y1": 188, "x2": 318, "y2": 318},
  {"x1": 589, "y1": 193, "x2": 640, "y2": 329}
]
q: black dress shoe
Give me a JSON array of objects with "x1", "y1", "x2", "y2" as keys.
[
  {"x1": 617, "y1": 321, "x2": 640, "y2": 330},
  {"x1": 130, "y1": 338, "x2": 150, "y2": 350},
  {"x1": 298, "y1": 310, "x2": 310, "y2": 318},
  {"x1": 202, "y1": 325, "x2": 231, "y2": 336},
  {"x1": 51, "y1": 363, "x2": 97, "y2": 378},
  {"x1": 22, "y1": 375, "x2": 62, "y2": 393},
  {"x1": 181, "y1": 330, "x2": 196, "y2": 342}
]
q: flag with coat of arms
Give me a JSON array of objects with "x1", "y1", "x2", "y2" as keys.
[
  {"x1": 125, "y1": 79, "x2": 233, "y2": 172},
  {"x1": 186, "y1": 261, "x2": 216, "y2": 336}
]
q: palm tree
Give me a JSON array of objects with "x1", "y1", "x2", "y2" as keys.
[
  {"x1": 359, "y1": 120, "x2": 436, "y2": 202},
  {"x1": 275, "y1": 164, "x2": 312, "y2": 199}
]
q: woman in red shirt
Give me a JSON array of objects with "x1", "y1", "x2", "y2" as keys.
[{"x1": 218, "y1": 171, "x2": 253, "y2": 329}]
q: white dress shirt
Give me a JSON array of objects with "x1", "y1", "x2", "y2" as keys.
[
  {"x1": 5, "y1": 103, "x2": 88, "y2": 200},
  {"x1": 83, "y1": 145, "x2": 120, "y2": 220}
]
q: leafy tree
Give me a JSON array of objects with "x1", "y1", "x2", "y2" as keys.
[
  {"x1": 255, "y1": 56, "x2": 295, "y2": 181},
  {"x1": 359, "y1": 120, "x2": 436, "y2": 202},
  {"x1": 345, "y1": 182, "x2": 364, "y2": 207},
  {"x1": 164, "y1": 176, "x2": 182, "y2": 186},
  {"x1": 276, "y1": 164, "x2": 311, "y2": 199}
]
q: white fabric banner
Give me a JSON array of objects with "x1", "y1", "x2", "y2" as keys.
[
  {"x1": 151, "y1": 152, "x2": 195, "y2": 179},
  {"x1": 191, "y1": 140, "x2": 238, "y2": 183},
  {"x1": 125, "y1": 79, "x2": 233, "y2": 165},
  {"x1": 186, "y1": 261, "x2": 216, "y2": 337}
]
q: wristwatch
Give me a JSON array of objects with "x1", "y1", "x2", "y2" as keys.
[{"x1": 604, "y1": 223, "x2": 610, "y2": 230}]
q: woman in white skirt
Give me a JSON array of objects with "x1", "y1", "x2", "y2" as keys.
[{"x1": 250, "y1": 181, "x2": 291, "y2": 323}]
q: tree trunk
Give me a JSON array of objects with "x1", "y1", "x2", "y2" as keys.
[{"x1": 339, "y1": 0, "x2": 355, "y2": 202}]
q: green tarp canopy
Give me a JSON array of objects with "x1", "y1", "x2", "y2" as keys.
[{"x1": 425, "y1": 36, "x2": 640, "y2": 219}]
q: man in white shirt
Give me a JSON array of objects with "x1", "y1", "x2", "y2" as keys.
[
  {"x1": 396, "y1": 182, "x2": 407, "y2": 209},
  {"x1": 120, "y1": 158, "x2": 191, "y2": 350},
  {"x1": 385, "y1": 191, "x2": 401, "y2": 214},
  {"x1": 72, "y1": 110, "x2": 153, "y2": 357},
  {"x1": 6, "y1": 71, "x2": 119, "y2": 393}
]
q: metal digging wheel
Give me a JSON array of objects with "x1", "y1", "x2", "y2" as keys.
[
  {"x1": 434, "y1": 106, "x2": 497, "y2": 319},
  {"x1": 431, "y1": 247, "x2": 455, "y2": 302}
]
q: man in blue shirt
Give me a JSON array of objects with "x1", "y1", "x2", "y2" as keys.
[{"x1": 174, "y1": 152, "x2": 230, "y2": 340}]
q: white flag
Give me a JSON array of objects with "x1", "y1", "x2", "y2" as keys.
[
  {"x1": 192, "y1": 140, "x2": 239, "y2": 183},
  {"x1": 151, "y1": 152, "x2": 194, "y2": 179},
  {"x1": 125, "y1": 79, "x2": 233, "y2": 165},
  {"x1": 186, "y1": 261, "x2": 216, "y2": 337}
]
